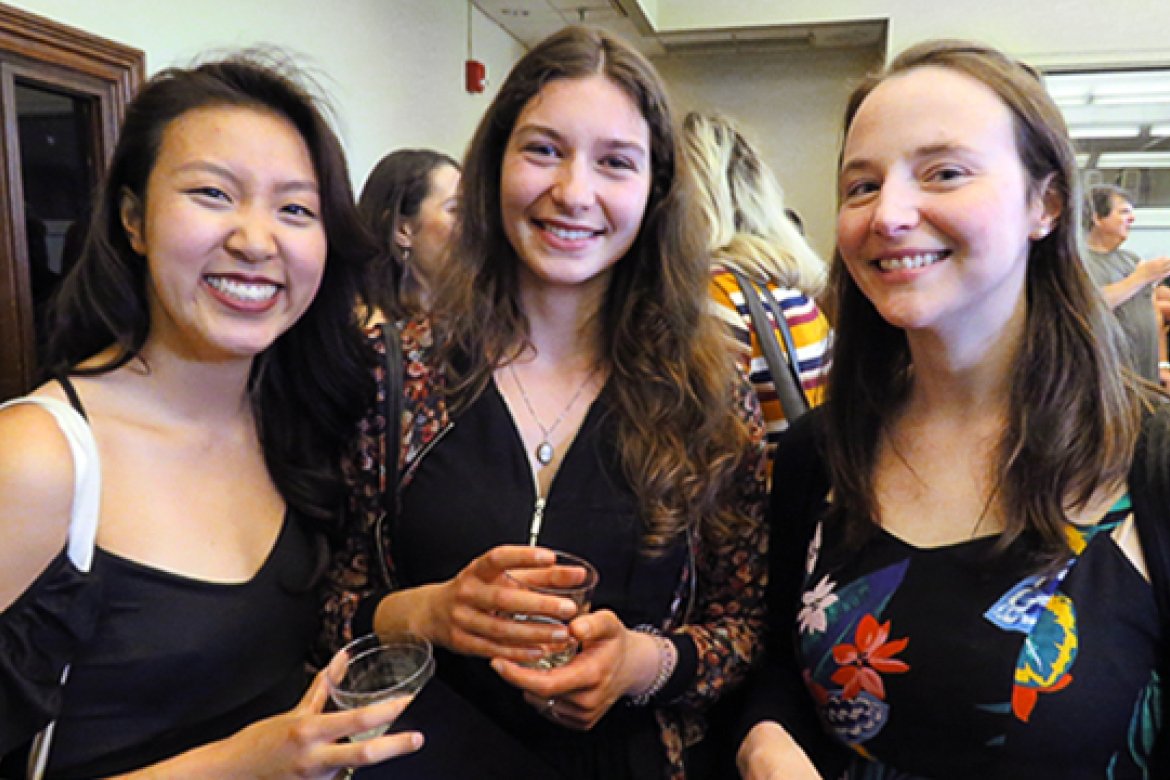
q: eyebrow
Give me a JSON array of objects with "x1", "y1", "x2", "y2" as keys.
[
  {"x1": 840, "y1": 142, "x2": 975, "y2": 175},
  {"x1": 513, "y1": 122, "x2": 649, "y2": 158},
  {"x1": 174, "y1": 160, "x2": 319, "y2": 194}
]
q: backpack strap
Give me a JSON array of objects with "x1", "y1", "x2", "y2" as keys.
[{"x1": 728, "y1": 269, "x2": 809, "y2": 423}]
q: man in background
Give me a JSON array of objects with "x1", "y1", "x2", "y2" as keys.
[{"x1": 1084, "y1": 184, "x2": 1170, "y2": 385}]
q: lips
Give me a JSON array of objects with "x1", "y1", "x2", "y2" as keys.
[
  {"x1": 535, "y1": 219, "x2": 602, "y2": 242},
  {"x1": 875, "y1": 251, "x2": 950, "y2": 272},
  {"x1": 204, "y1": 274, "x2": 281, "y2": 305}
]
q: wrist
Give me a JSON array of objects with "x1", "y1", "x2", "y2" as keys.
[{"x1": 626, "y1": 625, "x2": 677, "y2": 706}]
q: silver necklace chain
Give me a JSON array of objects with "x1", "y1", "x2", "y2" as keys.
[{"x1": 508, "y1": 361, "x2": 598, "y2": 466}]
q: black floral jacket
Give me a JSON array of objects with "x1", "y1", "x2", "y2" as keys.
[{"x1": 318, "y1": 319, "x2": 769, "y2": 779}]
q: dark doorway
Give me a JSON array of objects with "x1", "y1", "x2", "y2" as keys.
[{"x1": 0, "y1": 4, "x2": 143, "y2": 402}]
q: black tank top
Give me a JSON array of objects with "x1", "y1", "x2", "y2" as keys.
[
  {"x1": 42, "y1": 377, "x2": 319, "y2": 779},
  {"x1": 47, "y1": 517, "x2": 318, "y2": 778}
]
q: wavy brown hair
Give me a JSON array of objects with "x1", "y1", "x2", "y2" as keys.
[
  {"x1": 824, "y1": 39, "x2": 1153, "y2": 564},
  {"x1": 429, "y1": 25, "x2": 752, "y2": 549}
]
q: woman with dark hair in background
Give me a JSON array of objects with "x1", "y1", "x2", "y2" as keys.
[
  {"x1": 0, "y1": 55, "x2": 421, "y2": 777},
  {"x1": 358, "y1": 148, "x2": 460, "y2": 317},
  {"x1": 326, "y1": 25, "x2": 768, "y2": 780},
  {"x1": 738, "y1": 40, "x2": 1166, "y2": 779}
]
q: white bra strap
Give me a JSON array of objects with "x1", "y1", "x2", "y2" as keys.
[{"x1": 0, "y1": 395, "x2": 101, "y2": 573}]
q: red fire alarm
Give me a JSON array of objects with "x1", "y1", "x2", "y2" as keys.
[{"x1": 465, "y1": 59, "x2": 486, "y2": 93}]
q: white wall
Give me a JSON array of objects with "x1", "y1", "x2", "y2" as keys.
[
  {"x1": 656, "y1": 46, "x2": 880, "y2": 258},
  {"x1": 641, "y1": 1, "x2": 1170, "y2": 259},
  {"x1": 643, "y1": 0, "x2": 1170, "y2": 68},
  {"x1": 7, "y1": 0, "x2": 524, "y2": 189}
]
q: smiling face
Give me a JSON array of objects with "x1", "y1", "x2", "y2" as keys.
[
  {"x1": 499, "y1": 74, "x2": 652, "y2": 298},
  {"x1": 122, "y1": 104, "x2": 326, "y2": 363},
  {"x1": 835, "y1": 65, "x2": 1056, "y2": 343}
]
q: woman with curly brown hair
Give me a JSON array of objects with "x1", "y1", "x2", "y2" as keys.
[{"x1": 325, "y1": 24, "x2": 768, "y2": 780}]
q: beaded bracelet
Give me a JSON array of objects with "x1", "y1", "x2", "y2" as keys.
[{"x1": 627, "y1": 625, "x2": 678, "y2": 707}]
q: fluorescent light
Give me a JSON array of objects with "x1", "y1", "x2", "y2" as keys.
[
  {"x1": 1094, "y1": 81, "x2": 1170, "y2": 97},
  {"x1": 1068, "y1": 124, "x2": 1141, "y2": 139},
  {"x1": 1151, "y1": 124, "x2": 1170, "y2": 137},
  {"x1": 1096, "y1": 152, "x2": 1170, "y2": 168},
  {"x1": 1095, "y1": 93, "x2": 1170, "y2": 106},
  {"x1": 1054, "y1": 96, "x2": 1088, "y2": 109},
  {"x1": 1076, "y1": 153, "x2": 1091, "y2": 168}
]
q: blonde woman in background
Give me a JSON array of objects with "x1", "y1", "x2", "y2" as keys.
[{"x1": 683, "y1": 111, "x2": 832, "y2": 472}]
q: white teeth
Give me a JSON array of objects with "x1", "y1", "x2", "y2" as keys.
[
  {"x1": 545, "y1": 224, "x2": 595, "y2": 241},
  {"x1": 877, "y1": 252, "x2": 945, "y2": 271},
  {"x1": 206, "y1": 276, "x2": 279, "y2": 302}
]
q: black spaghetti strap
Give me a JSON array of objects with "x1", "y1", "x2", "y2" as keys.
[{"x1": 55, "y1": 375, "x2": 88, "y2": 420}]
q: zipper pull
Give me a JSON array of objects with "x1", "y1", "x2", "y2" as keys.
[{"x1": 528, "y1": 496, "x2": 546, "y2": 546}]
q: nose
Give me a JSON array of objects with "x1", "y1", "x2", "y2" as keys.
[
  {"x1": 225, "y1": 207, "x2": 278, "y2": 263},
  {"x1": 551, "y1": 157, "x2": 594, "y2": 214},
  {"x1": 870, "y1": 177, "x2": 920, "y2": 238}
]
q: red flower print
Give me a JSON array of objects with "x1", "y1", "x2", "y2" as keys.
[{"x1": 830, "y1": 614, "x2": 910, "y2": 700}]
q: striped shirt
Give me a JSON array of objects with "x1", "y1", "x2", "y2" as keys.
[{"x1": 709, "y1": 269, "x2": 832, "y2": 476}]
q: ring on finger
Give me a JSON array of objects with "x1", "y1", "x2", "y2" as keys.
[{"x1": 542, "y1": 698, "x2": 557, "y2": 716}]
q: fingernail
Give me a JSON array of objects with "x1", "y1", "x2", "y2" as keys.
[
  {"x1": 551, "y1": 629, "x2": 569, "y2": 641},
  {"x1": 411, "y1": 732, "x2": 425, "y2": 749}
]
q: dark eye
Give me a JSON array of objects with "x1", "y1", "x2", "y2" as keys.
[
  {"x1": 928, "y1": 166, "x2": 967, "y2": 183},
  {"x1": 842, "y1": 179, "x2": 879, "y2": 201},
  {"x1": 524, "y1": 141, "x2": 559, "y2": 159},
  {"x1": 600, "y1": 155, "x2": 637, "y2": 172},
  {"x1": 281, "y1": 202, "x2": 318, "y2": 220},
  {"x1": 189, "y1": 186, "x2": 229, "y2": 201}
]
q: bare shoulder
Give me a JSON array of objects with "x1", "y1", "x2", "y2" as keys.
[{"x1": 0, "y1": 398, "x2": 78, "y2": 608}]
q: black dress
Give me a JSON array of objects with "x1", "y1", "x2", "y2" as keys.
[
  {"x1": 0, "y1": 382, "x2": 318, "y2": 778},
  {"x1": 756, "y1": 413, "x2": 1164, "y2": 780},
  {"x1": 396, "y1": 380, "x2": 687, "y2": 780},
  {"x1": 0, "y1": 515, "x2": 318, "y2": 779}
]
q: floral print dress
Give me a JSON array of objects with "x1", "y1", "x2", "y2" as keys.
[{"x1": 796, "y1": 496, "x2": 1162, "y2": 780}]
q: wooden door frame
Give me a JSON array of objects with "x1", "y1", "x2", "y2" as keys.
[{"x1": 0, "y1": 3, "x2": 143, "y2": 401}]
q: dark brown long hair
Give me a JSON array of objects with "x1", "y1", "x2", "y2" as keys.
[
  {"x1": 43, "y1": 52, "x2": 375, "y2": 532},
  {"x1": 430, "y1": 25, "x2": 752, "y2": 549},
  {"x1": 358, "y1": 148, "x2": 459, "y2": 317},
  {"x1": 824, "y1": 39, "x2": 1151, "y2": 563}
]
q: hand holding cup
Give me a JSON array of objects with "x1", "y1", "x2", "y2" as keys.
[{"x1": 503, "y1": 550, "x2": 599, "y2": 669}]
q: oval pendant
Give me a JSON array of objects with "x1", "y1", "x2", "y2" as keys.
[{"x1": 536, "y1": 441, "x2": 554, "y2": 465}]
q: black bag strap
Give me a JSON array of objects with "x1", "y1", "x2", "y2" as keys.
[
  {"x1": 1126, "y1": 406, "x2": 1170, "y2": 772},
  {"x1": 729, "y1": 268, "x2": 809, "y2": 422},
  {"x1": 375, "y1": 323, "x2": 403, "y2": 588}
]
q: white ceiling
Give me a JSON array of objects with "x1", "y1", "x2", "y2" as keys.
[
  {"x1": 471, "y1": 0, "x2": 886, "y2": 58},
  {"x1": 1044, "y1": 69, "x2": 1170, "y2": 166}
]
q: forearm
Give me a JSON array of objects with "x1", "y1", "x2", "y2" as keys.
[
  {"x1": 103, "y1": 739, "x2": 236, "y2": 780},
  {"x1": 1101, "y1": 275, "x2": 1152, "y2": 309},
  {"x1": 1101, "y1": 259, "x2": 1170, "y2": 309},
  {"x1": 372, "y1": 581, "x2": 446, "y2": 639}
]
